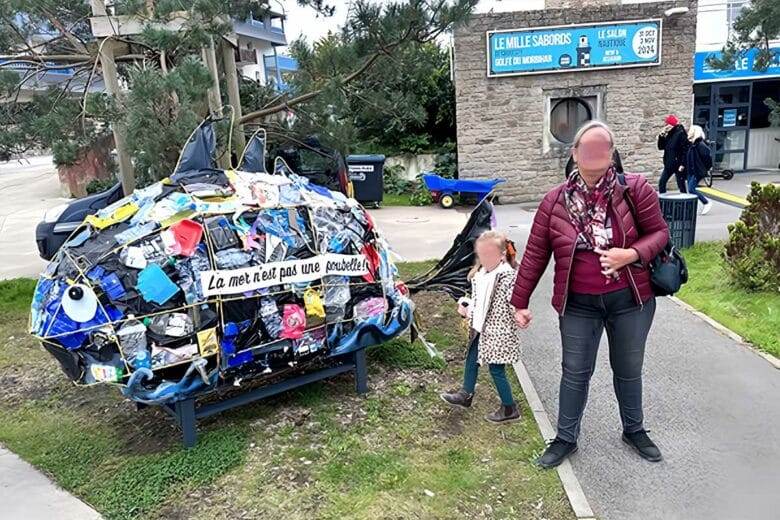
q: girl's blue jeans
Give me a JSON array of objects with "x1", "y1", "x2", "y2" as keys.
[{"x1": 462, "y1": 334, "x2": 514, "y2": 406}]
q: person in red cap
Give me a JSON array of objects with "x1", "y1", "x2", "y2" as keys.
[{"x1": 657, "y1": 115, "x2": 689, "y2": 193}]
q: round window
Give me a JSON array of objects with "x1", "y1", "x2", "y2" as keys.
[{"x1": 550, "y1": 98, "x2": 592, "y2": 144}]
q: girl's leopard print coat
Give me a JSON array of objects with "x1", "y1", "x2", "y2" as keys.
[{"x1": 468, "y1": 268, "x2": 522, "y2": 365}]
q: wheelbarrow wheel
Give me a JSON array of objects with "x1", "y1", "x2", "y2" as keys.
[
  {"x1": 722, "y1": 169, "x2": 734, "y2": 180},
  {"x1": 439, "y1": 193, "x2": 455, "y2": 209}
]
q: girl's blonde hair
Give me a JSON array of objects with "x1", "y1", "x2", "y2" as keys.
[
  {"x1": 468, "y1": 230, "x2": 518, "y2": 279},
  {"x1": 688, "y1": 124, "x2": 706, "y2": 142}
]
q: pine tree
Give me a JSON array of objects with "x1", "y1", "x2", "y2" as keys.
[{"x1": 0, "y1": 0, "x2": 476, "y2": 187}]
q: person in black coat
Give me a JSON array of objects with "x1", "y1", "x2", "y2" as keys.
[
  {"x1": 657, "y1": 114, "x2": 689, "y2": 193},
  {"x1": 565, "y1": 148, "x2": 623, "y2": 178},
  {"x1": 682, "y1": 125, "x2": 713, "y2": 215}
]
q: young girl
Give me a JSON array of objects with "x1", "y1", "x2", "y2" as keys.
[{"x1": 440, "y1": 230, "x2": 523, "y2": 423}]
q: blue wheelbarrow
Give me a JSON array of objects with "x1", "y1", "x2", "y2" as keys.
[{"x1": 422, "y1": 174, "x2": 505, "y2": 209}]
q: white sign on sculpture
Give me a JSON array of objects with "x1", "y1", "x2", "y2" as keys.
[{"x1": 200, "y1": 254, "x2": 370, "y2": 296}]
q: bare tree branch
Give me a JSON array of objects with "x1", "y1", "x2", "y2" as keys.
[
  {"x1": 40, "y1": 8, "x2": 90, "y2": 55},
  {"x1": 240, "y1": 52, "x2": 381, "y2": 122},
  {"x1": 1, "y1": 15, "x2": 40, "y2": 58},
  {"x1": 0, "y1": 53, "x2": 93, "y2": 62},
  {"x1": 240, "y1": 34, "x2": 409, "y2": 123}
]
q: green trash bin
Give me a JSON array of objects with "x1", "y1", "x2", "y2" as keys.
[{"x1": 658, "y1": 193, "x2": 698, "y2": 249}]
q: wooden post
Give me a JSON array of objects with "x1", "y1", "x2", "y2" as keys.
[
  {"x1": 91, "y1": 0, "x2": 136, "y2": 195},
  {"x1": 202, "y1": 37, "x2": 230, "y2": 169},
  {"x1": 221, "y1": 38, "x2": 246, "y2": 157}
]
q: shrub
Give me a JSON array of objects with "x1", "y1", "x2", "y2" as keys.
[
  {"x1": 432, "y1": 142, "x2": 457, "y2": 179},
  {"x1": 383, "y1": 164, "x2": 412, "y2": 195},
  {"x1": 86, "y1": 178, "x2": 117, "y2": 195},
  {"x1": 409, "y1": 175, "x2": 433, "y2": 206},
  {"x1": 723, "y1": 182, "x2": 780, "y2": 292}
]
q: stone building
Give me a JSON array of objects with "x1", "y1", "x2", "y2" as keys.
[{"x1": 453, "y1": 1, "x2": 697, "y2": 202}]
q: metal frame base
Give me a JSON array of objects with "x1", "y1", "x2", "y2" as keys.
[{"x1": 143, "y1": 349, "x2": 368, "y2": 448}]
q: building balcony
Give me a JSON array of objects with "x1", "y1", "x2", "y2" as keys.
[
  {"x1": 263, "y1": 54, "x2": 298, "y2": 73},
  {"x1": 231, "y1": 11, "x2": 287, "y2": 46}
]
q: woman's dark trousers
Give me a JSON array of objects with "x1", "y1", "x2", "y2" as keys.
[{"x1": 556, "y1": 288, "x2": 656, "y2": 443}]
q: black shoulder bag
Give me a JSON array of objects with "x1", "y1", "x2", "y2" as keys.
[{"x1": 616, "y1": 174, "x2": 688, "y2": 296}]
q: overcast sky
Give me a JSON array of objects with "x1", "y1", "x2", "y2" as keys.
[{"x1": 279, "y1": 0, "x2": 545, "y2": 48}]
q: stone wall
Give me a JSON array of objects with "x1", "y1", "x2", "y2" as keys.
[
  {"x1": 453, "y1": 1, "x2": 697, "y2": 202},
  {"x1": 385, "y1": 153, "x2": 437, "y2": 180}
]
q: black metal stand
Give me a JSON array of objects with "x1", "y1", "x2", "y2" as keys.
[{"x1": 154, "y1": 349, "x2": 368, "y2": 448}]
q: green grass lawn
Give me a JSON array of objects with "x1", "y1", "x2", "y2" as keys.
[
  {"x1": 677, "y1": 241, "x2": 780, "y2": 358},
  {"x1": 381, "y1": 193, "x2": 412, "y2": 206},
  {"x1": 0, "y1": 266, "x2": 573, "y2": 519}
]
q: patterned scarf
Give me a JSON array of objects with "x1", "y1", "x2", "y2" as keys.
[{"x1": 564, "y1": 166, "x2": 619, "y2": 281}]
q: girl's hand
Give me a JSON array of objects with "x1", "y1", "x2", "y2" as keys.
[
  {"x1": 594, "y1": 247, "x2": 640, "y2": 276},
  {"x1": 514, "y1": 308, "x2": 532, "y2": 329},
  {"x1": 456, "y1": 297, "x2": 471, "y2": 318}
]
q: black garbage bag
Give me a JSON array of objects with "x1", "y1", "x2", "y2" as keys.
[
  {"x1": 405, "y1": 198, "x2": 494, "y2": 300},
  {"x1": 174, "y1": 121, "x2": 217, "y2": 174}
]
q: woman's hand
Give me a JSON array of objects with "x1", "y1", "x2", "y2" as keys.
[
  {"x1": 514, "y1": 308, "x2": 532, "y2": 329},
  {"x1": 594, "y1": 247, "x2": 640, "y2": 276},
  {"x1": 457, "y1": 304, "x2": 468, "y2": 318}
]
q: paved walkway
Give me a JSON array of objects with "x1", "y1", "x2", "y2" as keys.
[
  {"x1": 0, "y1": 446, "x2": 102, "y2": 519},
  {"x1": 0, "y1": 156, "x2": 66, "y2": 280},
  {"x1": 493, "y1": 206, "x2": 780, "y2": 520},
  {"x1": 699, "y1": 170, "x2": 780, "y2": 209}
]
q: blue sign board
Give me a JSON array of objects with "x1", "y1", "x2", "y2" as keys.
[
  {"x1": 723, "y1": 108, "x2": 737, "y2": 127},
  {"x1": 694, "y1": 47, "x2": 780, "y2": 82},
  {"x1": 487, "y1": 19, "x2": 662, "y2": 77}
]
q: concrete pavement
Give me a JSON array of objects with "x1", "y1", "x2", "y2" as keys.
[
  {"x1": 370, "y1": 205, "x2": 470, "y2": 261},
  {"x1": 0, "y1": 156, "x2": 67, "y2": 280},
  {"x1": 707, "y1": 169, "x2": 780, "y2": 200},
  {"x1": 0, "y1": 446, "x2": 102, "y2": 520}
]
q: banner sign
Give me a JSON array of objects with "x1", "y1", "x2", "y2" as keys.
[
  {"x1": 201, "y1": 254, "x2": 370, "y2": 296},
  {"x1": 487, "y1": 19, "x2": 662, "y2": 77},
  {"x1": 693, "y1": 47, "x2": 780, "y2": 82}
]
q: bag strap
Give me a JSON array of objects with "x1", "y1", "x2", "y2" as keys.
[
  {"x1": 618, "y1": 173, "x2": 675, "y2": 259},
  {"x1": 616, "y1": 173, "x2": 644, "y2": 237}
]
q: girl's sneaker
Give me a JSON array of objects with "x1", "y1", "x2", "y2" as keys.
[
  {"x1": 439, "y1": 389, "x2": 474, "y2": 409},
  {"x1": 485, "y1": 403, "x2": 521, "y2": 423}
]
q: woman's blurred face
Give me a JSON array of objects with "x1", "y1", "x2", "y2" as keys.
[
  {"x1": 572, "y1": 127, "x2": 614, "y2": 173},
  {"x1": 476, "y1": 239, "x2": 504, "y2": 272}
]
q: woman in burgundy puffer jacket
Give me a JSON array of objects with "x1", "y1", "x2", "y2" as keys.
[{"x1": 510, "y1": 121, "x2": 669, "y2": 469}]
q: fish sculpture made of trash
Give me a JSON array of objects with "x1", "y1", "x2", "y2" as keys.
[{"x1": 29, "y1": 160, "x2": 414, "y2": 405}]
